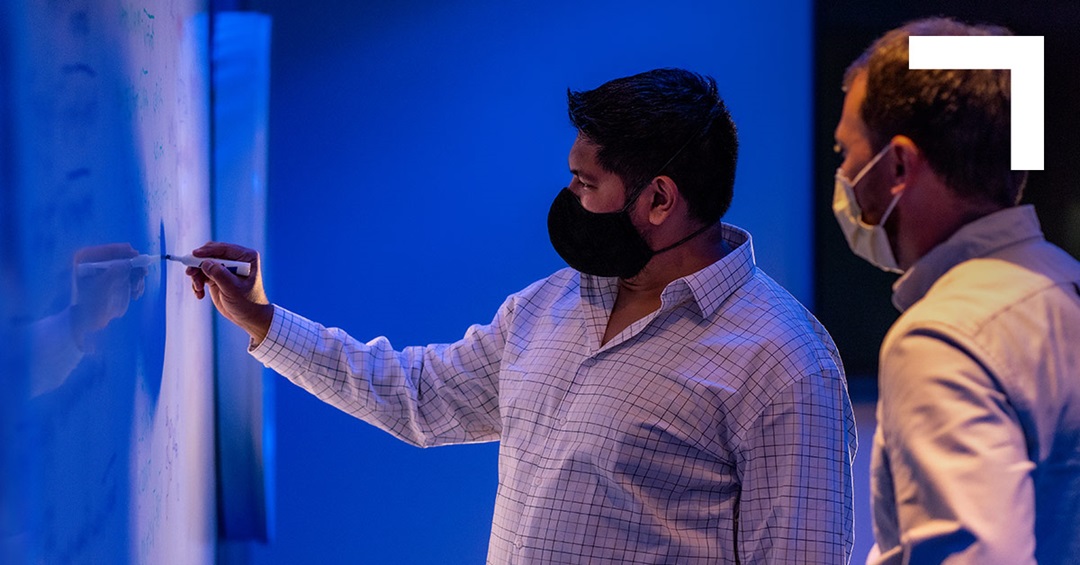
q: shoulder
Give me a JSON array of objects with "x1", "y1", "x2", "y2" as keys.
[
  {"x1": 883, "y1": 244, "x2": 1080, "y2": 394},
  {"x1": 698, "y1": 267, "x2": 845, "y2": 398},
  {"x1": 891, "y1": 245, "x2": 1080, "y2": 347},
  {"x1": 726, "y1": 269, "x2": 840, "y2": 363},
  {"x1": 505, "y1": 267, "x2": 578, "y2": 305},
  {"x1": 708, "y1": 270, "x2": 851, "y2": 450},
  {"x1": 495, "y1": 267, "x2": 581, "y2": 323}
]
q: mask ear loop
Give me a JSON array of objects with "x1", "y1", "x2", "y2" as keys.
[
  {"x1": 623, "y1": 96, "x2": 725, "y2": 212},
  {"x1": 848, "y1": 144, "x2": 891, "y2": 188},
  {"x1": 852, "y1": 145, "x2": 901, "y2": 227},
  {"x1": 651, "y1": 221, "x2": 714, "y2": 256},
  {"x1": 877, "y1": 187, "x2": 904, "y2": 226}
]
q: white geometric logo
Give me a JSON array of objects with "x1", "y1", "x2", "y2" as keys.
[{"x1": 908, "y1": 35, "x2": 1044, "y2": 170}]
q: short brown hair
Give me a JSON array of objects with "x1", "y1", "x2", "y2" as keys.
[{"x1": 845, "y1": 17, "x2": 1027, "y2": 207}]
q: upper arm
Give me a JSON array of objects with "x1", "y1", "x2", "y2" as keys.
[
  {"x1": 736, "y1": 372, "x2": 856, "y2": 564},
  {"x1": 878, "y1": 330, "x2": 1036, "y2": 564}
]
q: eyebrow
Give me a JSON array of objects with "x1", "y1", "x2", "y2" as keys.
[{"x1": 570, "y1": 168, "x2": 600, "y2": 183}]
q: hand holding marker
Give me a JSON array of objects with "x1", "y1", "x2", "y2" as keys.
[
  {"x1": 184, "y1": 242, "x2": 273, "y2": 344},
  {"x1": 164, "y1": 254, "x2": 251, "y2": 277},
  {"x1": 76, "y1": 253, "x2": 252, "y2": 277}
]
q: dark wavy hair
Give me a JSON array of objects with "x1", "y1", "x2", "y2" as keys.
[{"x1": 567, "y1": 68, "x2": 739, "y2": 224}]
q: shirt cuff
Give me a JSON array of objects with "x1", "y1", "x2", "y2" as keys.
[{"x1": 249, "y1": 305, "x2": 319, "y2": 378}]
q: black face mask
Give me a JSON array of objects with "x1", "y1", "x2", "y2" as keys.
[{"x1": 546, "y1": 187, "x2": 711, "y2": 279}]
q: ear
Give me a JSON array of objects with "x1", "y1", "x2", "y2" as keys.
[
  {"x1": 888, "y1": 135, "x2": 928, "y2": 195},
  {"x1": 644, "y1": 175, "x2": 680, "y2": 226}
]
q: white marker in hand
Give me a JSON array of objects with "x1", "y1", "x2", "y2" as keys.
[{"x1": 164, "y1": 254, "x2": 252, "y2": 277}]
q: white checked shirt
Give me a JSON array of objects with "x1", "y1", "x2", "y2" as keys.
[{"x1": 252, "y1": 223, "x2": 856, "y2": 564}]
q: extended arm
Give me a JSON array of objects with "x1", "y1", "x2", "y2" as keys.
[
  {"x1": 251, "y1": 305, "x2": 506, "y2": 447},
  {"x1": 187, "y1": 241, "x2": 507, "y2": 447}
]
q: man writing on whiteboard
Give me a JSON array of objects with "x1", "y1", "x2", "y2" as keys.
[{"x1": 188, "y1": 68, "x2": 856, "y2": 563}]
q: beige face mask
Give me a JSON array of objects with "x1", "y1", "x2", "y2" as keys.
[{"x1": 832, "y1": 145, "x2": 904, "y2": 273}]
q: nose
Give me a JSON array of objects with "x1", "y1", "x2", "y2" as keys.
[{"x1": 838, "y1": 157, "x2": 860, "y2": 185}]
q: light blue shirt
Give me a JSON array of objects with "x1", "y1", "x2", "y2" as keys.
[{"x1": 869, "y1": 205, "x2": 1080, "y2": 564}]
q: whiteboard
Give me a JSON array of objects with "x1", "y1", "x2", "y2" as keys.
[{"x1": 1, "y1": 1, "x2": 217, "y2": 563}]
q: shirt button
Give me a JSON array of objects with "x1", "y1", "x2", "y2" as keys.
[{"x1": 533, "y1": 476, "x2": 542, "y2": 487}]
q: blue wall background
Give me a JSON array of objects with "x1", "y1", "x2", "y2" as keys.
[{"x1": 244, "y1": 1, "x2": 815, "y2": 563}]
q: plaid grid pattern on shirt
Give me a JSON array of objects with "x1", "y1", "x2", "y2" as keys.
[{"x1": 252, "y1": 223, "x2": 856, "y2": 564}]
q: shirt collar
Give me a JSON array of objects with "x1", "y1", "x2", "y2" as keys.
[
  {"x1": 581, "y1": 222, "x2": 757, "y2": 320},
  {"x1": 891, "y1": 204, "x2": 1044, "y2": 312}
]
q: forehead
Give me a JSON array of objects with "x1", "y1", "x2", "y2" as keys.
[
  {"x1": 568, "y1": 134, "x2": 601, "y2": 168},
  {"x1": 835, "y1": 71, "x2": 869, "y2": 143}
]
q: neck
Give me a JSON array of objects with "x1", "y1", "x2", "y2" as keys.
[
  {"x1": 619, "y1": 223, "x2": 728, "y2": 295},
  {"x1": 895, "y1": 190, "x2": 1005, "y2": 270},
  {"x1": 602, "y1": 223, "x2": 728, "y2": 347}
]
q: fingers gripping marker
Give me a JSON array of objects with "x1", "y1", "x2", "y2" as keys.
[{"x1": 166, "y1": 254, "x2": 251, "y2": 277}]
